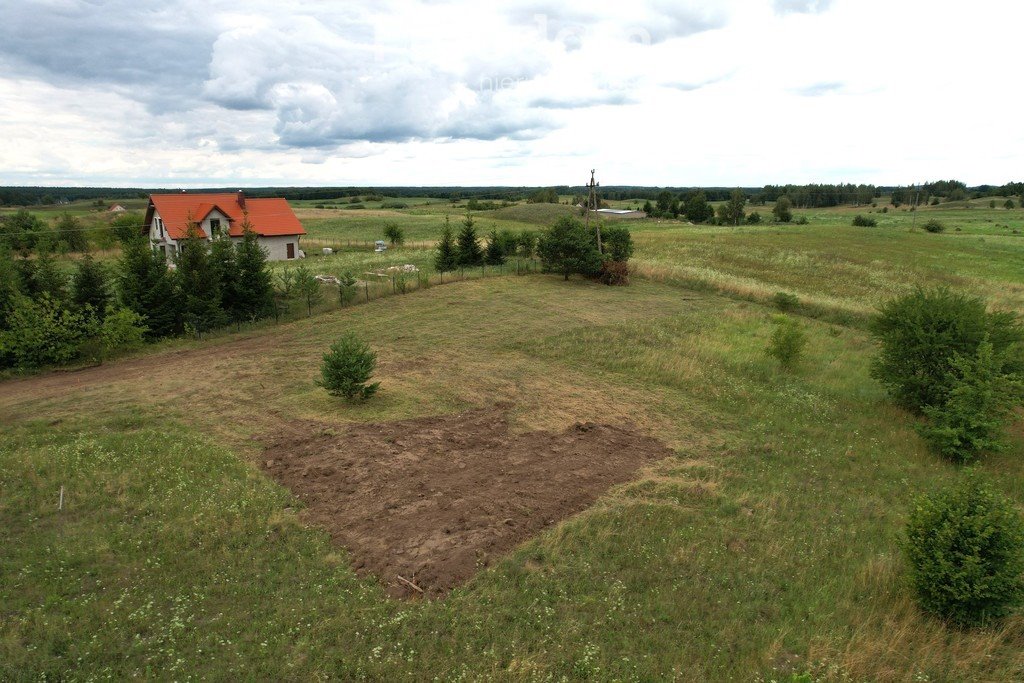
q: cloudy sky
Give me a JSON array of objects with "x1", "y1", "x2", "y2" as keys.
[{"x1": 0, "y1": 0, "x2": 1020, "y2": 188}]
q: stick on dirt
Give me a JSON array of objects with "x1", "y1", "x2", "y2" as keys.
[{"x1": 395, "y1": 575, "x2": 424, "y2": 594}]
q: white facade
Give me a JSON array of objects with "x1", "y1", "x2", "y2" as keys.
[{"x1": 148, "y1": 209, "x2": 301, "y2": 261}]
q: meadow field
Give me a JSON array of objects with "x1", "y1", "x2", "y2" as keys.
[{"x1": 2, "y1": 197, "x2": 1024, "y2": 680}]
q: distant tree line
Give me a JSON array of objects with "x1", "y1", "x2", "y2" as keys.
[{"x1": 2, "y1": 181, "x2": 1021, "y2": 210}]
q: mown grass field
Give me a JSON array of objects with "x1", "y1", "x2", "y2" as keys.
[{"x1": 2, "y1": 198, "x2": 1024, "y2": 680}]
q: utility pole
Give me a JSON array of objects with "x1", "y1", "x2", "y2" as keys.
[{"x1": 586, "y1": 169, "x2": 602, "y2": 253}]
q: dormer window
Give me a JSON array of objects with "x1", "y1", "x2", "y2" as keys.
[{"x1": 210, "y1": 218, "x2": 222, "y2": 237}]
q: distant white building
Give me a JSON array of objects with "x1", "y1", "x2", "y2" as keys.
[
  {"x1": 144, "y1": 191, "x2": 306, "y2": 261},
  {"x1": 108, "y1": 204, "x2": 127, "y2": 213}
]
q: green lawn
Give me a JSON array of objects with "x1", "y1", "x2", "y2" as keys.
[{"x1": 3, "y1": 201, "x2": 1024, "y2": 680}]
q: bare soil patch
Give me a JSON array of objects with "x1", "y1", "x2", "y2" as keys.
[{"x1": 260, "y1": 406, "x2": 675, "y2": 598}]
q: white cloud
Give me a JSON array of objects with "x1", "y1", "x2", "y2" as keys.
[{"x1": 0, "y1": 0, "x2": 1022, "y2": 186}]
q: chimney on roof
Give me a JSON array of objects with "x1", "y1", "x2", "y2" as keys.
[{"x1": 236, "y1": 190, "x2": 246, "y2": 209}]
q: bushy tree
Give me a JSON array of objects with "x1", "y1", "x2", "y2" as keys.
[
  {"x1": 434, "y1": 218, "x2": 458, "y2": 273},
  {"x1": 746, "y1": 211, "x2": 762, "y2": 224},
  {"x1": 117, "y1": 238, "x2": 180, "y2": 339},
  {"x1": 918, "y1": 340, "x2": 1023, "y2": 463},
  {"x1": 110, "y1": 212, "x2": 144, "y2": 244},
  {"x1": 772, "y1": 196, "x2": 793, "y2": 223},
  {"x1": 852, "y1": 214, "x2": 878, "y2": 227},
  {"x1": 904, "y1": 473, "x2": 1024, "y2": 626},
  {"x1": 720, "y1": 189, "x2": 747, "y2": 226},
  {"x1": 71, "y1": 255, "x2": 110, "y2": 321},
  {"x1": 316, "y1": 332, "x2": 380, "y2": 400},
  {"x1": 86, "y1": 306, "x2": 148, "y2": 364},
  {"x1": 766, "y1": 316, "x2": 807, "y2": 370},
  {"x1": 484, "y1": 229, "x2": 506, "y2": 266},
  {"x1": 455, "y1": 212, "x2": 483, "y2": 267},
  {"x1": 55, "y1": 212, "x2": 88, "y2": 252},
  {"x1": 870, "y1": 288, "x2": 1024, "y2": 414},
  {"x1": 234, "y1": 222, "x2": 274, "y2": 321},
  {"x1": 0, "y1": 294, "x2": 87, "y2": 368},
  {"x1": 602, "y1": 224, "x2": 634, "y2": 262},
  {"x1": 1005, "y1": 199, "x2": 1016, "y2": 210},
  {"x1": 175, "y1": 229, "x2": 225, "y2": 335},
  {"x1": 0, "y1": 209, "x2": 45, "y2": 251},
  {"x1": 683, "y1": 192, "x2": 714, "y2": 223},
  {"x1": 538, "y1": 216, "x2": 602, "y2": 281},
  {"x1": 274, "y1": 267, "x2": 297, "y2": 319},
  {"x1": 0, "y1": 245, "x2": 20, "y2": 328},
  {"x1": 384, "y1": 222, "x2": 405, "y2": 246},
  {"x1": 923, "y1": 219, "x2": 945, "y2": 233},
  {"x1": 516, "y1": 230, "x2": 538, "y2": 258}
]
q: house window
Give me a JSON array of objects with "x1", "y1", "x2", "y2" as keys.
[
  {"x1": 157, "y1": 218, "x2": 164, "y2": 238},
  {"x1": 286, "y1": 243, "x2": 295, "y2": 259},
  {"x1": 210, "y1": 218, "x2": 221, "y2": 237}
]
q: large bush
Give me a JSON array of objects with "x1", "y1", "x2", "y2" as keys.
[
  {"x1": 918, "y1": 340, "x2": 1023, "y2": 463},
  {"x1": 852, "y1": 214, "x2": 878, "y2": 227},
  {"x1": 0, "y1": 294, "x2": 87, "y2": 368},
  {"x1": 870, "y1": 288, "x2": 1024, "y2": 414},
  {"x1": 601, "y1": 225, "x2": 634, "y2": 262},
  {"x1": 317, "y1": 333, "x2": 380, "y2": 401},
  {"x1": 903, "y1": 474, "x2": 1024, "y2": 626},
  {"x1": 538, "y1": 216, "x2": 602, "y2": 280}
]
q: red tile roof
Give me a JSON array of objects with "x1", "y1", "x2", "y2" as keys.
[{"x1": 145, "y1": 192, "x2": 305, "y2": 240}]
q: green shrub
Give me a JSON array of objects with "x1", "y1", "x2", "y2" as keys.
[
  {"x1": 923, "y1": 219, "x2": 945, "y2": 233},
  {"x1": 870, "y1": 288, "x2": 1024, "y2": 414},
  {"x1": 745, "y1": 211, "x2": 762, "y2": 224},
  {"x1": 601, "y1": 225, "x2": 634, "y2": 262},
  {"x1": 903, "y1": 473, "x2": 1024, "y2": 626},
  {"x1": 316, "y1": 333, "x2": 380, "y2": 401},
  {"x1": 794, "y1": 215, "x2": 809, "y2": 225},
  {"x1": 538, "y1": 216, "x2": 602, "y2": 280},
  {"x1": 0, "y1": 294, "x2": 88, "y2": 368},
  {"x1": 381, "y1": 200, "x2": 408, "y2": 209},
  {"x1": 766, "y1": 316, "x2": 807, "y2": 370},
  {"x1": 1004, "y1": 199, "x2": 1016, "y2": 210},
  {"x1": 772, "y1": 196, "x2": 793, "y2": 223},
  {"x1": 772, "y1": 292, "x2": 800, "y2": 312},
  {"x1": 852, "y1": 214, "x2": 877, "y2": 227},
  {"x1": 383, "y1": 222, "x2": 405, "y2": 246},
  {"x1": 917, "y1": 340, "x2": 1023, "y2": 463}
]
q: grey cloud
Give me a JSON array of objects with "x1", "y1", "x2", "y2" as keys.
[
  {"x1": 773, "y1": 0, "x2": 834, "y2": 14},
  {"x1": 0, "y1": 0, "x2": 215, "y2": 102},
  {"x1": 528, "y1": 92, "x2": 636, "y2": 109}
]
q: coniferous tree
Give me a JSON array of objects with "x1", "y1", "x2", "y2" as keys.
[
  {"x1": 294, "y1": 264, "x2": 322, "y2": 316},
  {"x1": 234, "y1": 218, "x2": 274, "y2": 321},
  {"x1": 210, "y1": 235, "x2": 241, "y2": 322},
  {"x1": 455, "y1": 212, "x2": 483, "y2": 267},
  {"x1": 538, "y1": 216, "x2": 603, "y2": 280},
  {"x1": 175, "y1": 224, "x2": 224, "y2": 335},
  {"x1": 71, "y1": 254, "x2": 110, "y2": 320},
  {"x1": 434, "y1": 217, "x2": 458, "y2": 273},
  {"x1": 25, "y1": 247, "x2": 67, "y2": 301},
  {"x1": 484, "y1": 229, "x2": 506, "y2": 266},
  {"x1": 117, "y1": 238, "x2": 180, "y2": 339}
]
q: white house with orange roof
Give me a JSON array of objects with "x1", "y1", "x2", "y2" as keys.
[{"x1": 144, "y1": 190, "x2": 306, "y2": 261}]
